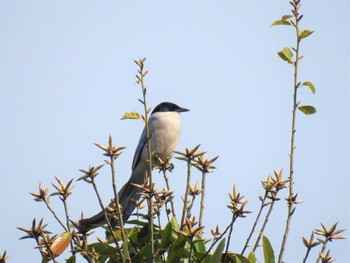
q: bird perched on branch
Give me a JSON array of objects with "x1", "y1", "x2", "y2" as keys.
[{"x1": 78, "y1": 102, "x2": 189, "y2": 233}]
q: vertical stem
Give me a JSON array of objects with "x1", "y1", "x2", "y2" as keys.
[
  {"x1": 241, "y1": 195, "x2": 267, "y2": 255},
  {"x1": 189, "y1": 237, "x2": 194, "y2": 263},
  {"x1": 186, "y1": 195, "x2": 196, "y2": 218},
  {"x1": 156, "y1": 211, "x2": 162, "y2": 240},
  {"x1": 316, "y1": 241, "x2": 328, "y2": 263},
  {"x1": 198, "y1": 216, "x2": 237, "y2": 263},
  {"x1": 62, "y1": 200, "x2": 74, "y2": 251},
  {"x1": 158, "y1": 214, "x2": 162, "y2": 233},
  {"x1": 110, "y1": 155, "x2": 130, "y2": 261},
  {"x1": 34, "y1": 236, "x2": 46, "y2": 258},
  {"x1": 278, "y1": 11, "x2": 300, "y2": 263},
  {"x1": 224, "y1": 214, "x2": 236, "y2": 256},
  {"x1": 253, "y1": 200, "x2": 276, "y2": 252},
  {"x1": 198, "y1": 171, "x2": 206, "y2": 227},
  {"x1": 302, "y1": 248, "x2": 311, "y2": 263},
  {"x1": 162, "y1": 170, "x2": 176, "y2": 218},
  {"x1": 223, "y1": 214, "x2": 240, "y2": 263},
  {"x1": 164, "y1": 202, "x2": 171, "y2": 222},
  {"x1": 81, "y1": 232, "x2": 90, "y2": 261},
  {"x1": 62, "y1": 201, "x2": 71, "y2": 232},
  {"x1": 110, "y1": 156, "x2": 125, "y2": 227},
  {"x1": 46, "y1": 245, "x2": 58, "y2": 263},
  {"x1": 181, "y1": 159, "x2": 192, "y2": 229},
  {"x1": 138, "y1": 59, "x2": 154, "y2": 262},
  {"x1": 91, "y1": 178, "x2": 124, "y2": 261}
]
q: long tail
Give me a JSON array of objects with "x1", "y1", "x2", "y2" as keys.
[{"x1": 78, "y1": 162, "x2": 146, "y2": 231}]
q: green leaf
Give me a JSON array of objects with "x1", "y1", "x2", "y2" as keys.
[
  {"x1": 193, "y1": 235, "x2": 206, "y2": 254},
  {"x1": 301, "y1": 81, "x2": 316, "y2": 94},
  {"x1": 223, "y1": 253, "x2": 250, "y2": 263},
  {"x1": 132, "y1": 243, "x2": 151, "y2": 263},
  {"x1": 234, "y1": 255, "x2": 243, "y2": 263},
  {"x1": 66, "y1": 255, "x2": 76, "y2": 263},
  {"x1": 166, "y1": 235, "x2": 187, "y2": 263},
  {"x1": 161, "y1": 221, "x2": 174, "y2": 249},
  {"x1": 247, "y1": 250, "x2": 257, "y2": 263},
  {"x1": 277, "y1": 47, "x2": 293, "y2": 64},
  {"x1": 108, "y1": 228, "x2": 122, "y2": 241},
  {"x1": 212, "y1": 238, "x2": 225, "y2": 263},
  {"x1": 120, "y1": 111, "x2": 141, "y2": 120},
  {"x1": 232, "y1": 253, "x2": 252, "y2": 263},
  {"x1": 202, "y1": 255, "x2": 213, "y2": 263},
  {"x1": 127, "y1": 226, "x2": 141, "y2": 245},
  {"x1": 137, "y1": 224, "x2": 150, "y2": 247},
  {"x1": 263, "y1": 236, "x2": 275, "y2": 263},
  {"x1": 281, "y1": 15, "x2": 293, "y2": 20},
  {"x1": 126, "y1": 219, "x2": 148, "y2": 227},
  {"x1": 88, "y1": 243, "x2": 119, "y2": 262},
  {"x1": 298, "y1": 105, "x2": 317, "y2": 115},
  {"x1": 299, "y1": 29, "x2": 314, "y2": 40},
  {"x1": 270, "y1": 20, "x2": 291, "y2": 27},
  {"x1": 193, "y1": 236, "x2": 206, "y2": 261},
  {"x1": 171, "y1": 216, "x2": 180, "y2": 231}
]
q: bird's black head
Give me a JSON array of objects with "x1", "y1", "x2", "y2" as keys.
[{"x1": 152, "y1": 102, "x2": 189, "y2": 114}]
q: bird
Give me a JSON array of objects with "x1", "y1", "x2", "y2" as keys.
[{"x1": 78, "y1": 102, "x2": 189, "y2": 233}]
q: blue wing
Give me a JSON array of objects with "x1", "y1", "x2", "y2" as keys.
[{"x1": 131, "y1": 127, "x2": 147, "y2": 170}]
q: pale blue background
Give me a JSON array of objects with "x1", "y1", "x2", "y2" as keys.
[{"x1": 1, "y1": 1, "x2": 349, "y2": 262}]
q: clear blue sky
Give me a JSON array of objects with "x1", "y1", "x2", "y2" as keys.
[{"x1": 1, "y1": 1, "x2": 349, "y2": 262}]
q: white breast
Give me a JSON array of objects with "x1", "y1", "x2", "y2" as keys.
[{"x1": 148, "y1": 111, "x2": 181, "y2": 161}]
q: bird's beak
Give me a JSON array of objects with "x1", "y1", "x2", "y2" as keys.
[{"x1": 178, "y1": 107, "x2": 189, "y2": 113}]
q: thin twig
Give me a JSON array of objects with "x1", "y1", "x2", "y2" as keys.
[
  {"x1": 45, "y1": 245, "x2": 58, "y2": 263},
  {"x1": 241, "y1": 195, "x2": 267, "y2": 255},
  {"x1": 186, "y1": 195, "x2": 196, "y2": 219},
  {"x1": 109, "y1": 154, "x2": 130, "y2": 261},
  {"x1": 137, "y1": 58, "x2": 154, "y2": 262},
  {"x1": 189, "y1": 237, "x2": 194, "y2": 263},
  {"x1": 157, "y1": 212, "x2": 162, "y2": 239},
  {"x1": 278, "y1": 3, "x2": 302, "y2": 262},
  {"x1": 62, "y1": 199, "x2": 74, "y2": 251},
  {"x1": 162, "y1": 170, "x2": 176, "y2": 218},
  {"x1": 33, "y1": 236, "x2": 46, "y2": 258},
  {"x1": 180, "y1": 159, "x2": 192, "y2": 229},
  {"x1": 199, "y1": 215, "x2": 238, "y2": 263},
  {"x1": 223, "y1": 213, "x2": 237, "y2": 262},
  {"x1": 316, "y1": 241, "x2": 328, "y2": 263},
  {"x1": 110, "y1": 155, "x2": 125, "y2": 228},
  {"x1": 253, "y1": 200, "x2": 276, "y2": 252},
  {"x1": 198, "y1": 171, "x2": 206, "y2": 227},
  {"x1": 302, "y1": 247, "x2": 312, "y2": 263},
  {"x1": 90, "y1": 177, "x2": 124, "y2": 261}
]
